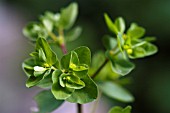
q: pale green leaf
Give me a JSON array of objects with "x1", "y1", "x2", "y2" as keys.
[
  {"x1": 23, "y1": 22, "x2": 48, "y2": 41},
  {"x1": 115, "y1": 17, "x2": 126, "y2": 33},
  {"x1": 99, "y1": 82, "x2": 134, "y2": 102},
  {"x1": 59, "y1": 2, "x2": 78, "y2": 29},
  {"x1": 104, "y1": 13, "x2": 118, "y2": 35},
  {"x1": 127, "y1": 23, "x2": 145, "y2": 39},
  {"x1": 65, "y1": 26, "x2": 82, "y2": 42}
]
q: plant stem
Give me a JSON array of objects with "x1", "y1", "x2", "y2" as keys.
[
  {"x1": 90, "y1": 91, "x2": 102, "y2": 113},
  {"x1": 77, "y1": 104, "x2": 82, "y2": 113},
  {"x1": 91, "y1": 58, "x2": 109, "y2": 79},
  {"x1": 48, "y1": 32, "x2": 58, "y2": 42},
  {"x1": 58, "y1": 28, "x2": 67, "y2": 54}
]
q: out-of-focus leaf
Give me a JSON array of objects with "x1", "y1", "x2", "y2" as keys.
[
  {"x1": 127, "y1": 23, "x2": 145, "y2": 39},
  {"x1": 23, "y1": 22, "x2": 48, "y2": 41},
  {"x1": 115, "y1": 17, "x2": 126, "y2": 33},
  {"x1": 110, "y1": 58, "x2": 135, "y2": 76},
  {"x1": 129, "y1": 41, "x2": 158, "y2": 59},
  {"x1": 59, "y1": 2, "x2": 78, "y2": 29},
  {"x1": 65, "y1": 26, "x2": 82, "y2": 42},
  {"x1": 108, "y1": 106, "x2": 132, "y2": 113},
  {"x1": 102, "y1": 35, "x2": 117, "y2": 50},
  {"x1": 104, "y1": 13, "x2": 118, "y2": 35},
  {"x1": 99, "y1": 82, "x2": 134, "y2": 102},
  {"x1": 34, "y1": 90, "x2": 64, "y2": 113}
]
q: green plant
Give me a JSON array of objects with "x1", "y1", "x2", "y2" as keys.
[{"x1": 22, "y1": 2, "x2": 158, "y2": 113}]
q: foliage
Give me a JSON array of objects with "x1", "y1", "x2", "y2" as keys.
[{"x1": 22, "y1": 2, "x2": 158, "y2": 113}]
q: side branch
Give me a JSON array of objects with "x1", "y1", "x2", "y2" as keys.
[{"x1": 91, "y1": 58, "x2": 109, "y2": 79}]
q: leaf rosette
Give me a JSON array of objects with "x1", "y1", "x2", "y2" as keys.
[{"x1": 52, "y1": 47, "x2": 98, "y2": 104}]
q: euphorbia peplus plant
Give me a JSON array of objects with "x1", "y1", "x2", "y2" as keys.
[{"x1": 22, "y1": 2, "x2": 158, "y2": 113}]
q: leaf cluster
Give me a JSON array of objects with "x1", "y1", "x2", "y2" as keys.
[{"x1": 22, "y1": 2, "x2": 158, "y2": 113}]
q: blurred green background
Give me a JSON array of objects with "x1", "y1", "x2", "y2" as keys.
[{"x1": 0, "y1": 0, "x2": 170, "y2": 113}]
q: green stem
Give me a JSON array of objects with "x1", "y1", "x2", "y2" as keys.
[
  {"x1": 48, "y1": 32, "x2": 58, "y2": 42},
  {"x1": 77, "y1": 104, "x2": 82, "y2": 113},
  {"x1": 91, "y1": 58, "x2": 109, "y2": 79}
]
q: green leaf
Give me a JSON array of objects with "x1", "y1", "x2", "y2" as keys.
[
  {"x1": 59, "y1": 2, "x2": 78, "y2": 29},
  {"x1": 41, "y1": 17, "x2": 53, "y2": 32},
  {"x1": 22, "y1": 58, "x2": 36, "y2": 77},
  {"x1": 127, "y1": 23, "x2": 145, "y2": 39},
  {"x1": 108, "y1": 106, "x2": 132, "y2": 113},
  {"x1": 74, "y1": 46, "x2": 91, "y2": 67},
  {"x1": 104, "y1": 13, "x2": 118, "y2": 35},
  {"x1": 38, "y1": 48, "x2": 47, "y2": 62},
  {"x1": 99, "y1": 82, "x2": 134, "y2": 102},
  {"x1": 143, "y1": 36, "x2": 156, "y2": 42},
  {"x1": 72, "y1": 64, "x2": 88, "y2": 78},
  {"x1": 37, "y1": 72, "x2": 53, "y2": 88},
  {"x1": 130, "y1": 41, "x2": 158, "y2": 59},
  {"x1": 70, "y1": 51, "x2": 79, "y2": 66},
  {"x1": 51, "y1": 70, "x2": 74, "y2": 100},
  {"x1": 36, "y1": 38, "x2": 59, "y2": 67},
  {"x1": 23, "y1": 22, "x2": 48, "y2": 41},
  {"x1": 34, "y1": 90, "x2": 64, "y2": 113},
  {"x1": 61, "y1": 52, "x2": 71, "y2": 70},
  {"x1": 110, "y1": 57, "x2": 135, "y2": 76},
  {"x1": 65, "y1": 26, "x2": 82, "y2": 42},
  {"x1": 115, "y1": 17, "x2": 126, "y2": 33},
  {"x1": 66, "y1": 75, "x2": 98, "y2": 104},
  {"x1": 117, "y1": 33, "x2": 125, "y2": 53},
  {"x1": 59, "y1": 73, "x2": 85, "y2": 89},
  {"x1": 102, "y1": 35, "x2": 117, "y2": 50},
  {"x1": 26, "y1": 69, "x2": 52, "y2": 88},
  {"x1": 26, "y1": 75, "x2": 44, "y2": 88}
]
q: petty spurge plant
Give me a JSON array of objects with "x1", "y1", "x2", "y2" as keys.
[{"x1": 22, "y1": 2, "x2": 158, "y2": 113}]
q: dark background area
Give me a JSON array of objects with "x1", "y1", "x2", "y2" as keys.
[{"x1": 0, "y1": 0, "x2": 170, "y2": 113}]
